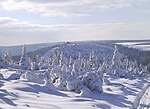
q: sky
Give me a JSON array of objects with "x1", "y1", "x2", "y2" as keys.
[{"x1": 0, "y1": 0, "x2": 150, "y2": 46}]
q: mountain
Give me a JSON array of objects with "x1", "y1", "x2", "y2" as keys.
[
  {"x1": 1, "y1": 40, "x2": 150, "y2": 67},
  {"x1": 0, "y1": 42, "x2": 64, "y2": 56}
]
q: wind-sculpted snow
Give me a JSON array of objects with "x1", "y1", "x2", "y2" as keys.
[{"x1": 0, "y1": 70, "x2": 149, "y2": 109}]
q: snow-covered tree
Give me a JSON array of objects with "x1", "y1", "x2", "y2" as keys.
[
  {"x1": 30, "y1": 55, "x2": 40, "y2": 70},
  {"x1": 68, "y1": 56, "x2": 74, "y2": 72},
  {"x1": 110, "y1": 45, "x2": 121, "y2": 75},
  {"x1": 132, "y1": 60, "x2": 140, "y2": 76},
  {"x1": 87, "y1": 51, "x2": 98, "y2": 71},
  {"x1": 122, "y1": 57, "x2": 129, "y2": 71},
  {"x1": 19, "y1": 45, "x2": 29, "y2": 69},
  {"x1": 43, "y1": 78, "x2": 56, "y2": 91},
  {"x1": 31, "y1": 62, "x2": 39, "y2": 70},
  {"x1": 99, "y1": 60, "x2": 109, "y2": 74},
  {"x1": 0, "y1": 52, "x2": 3, "y2": 63},
  {"x1": 139, "y1": 65, "x2": 149, "y2": 77},
  {"x1": 52, "y1": 50, "x2": 60, "y2": 67},
  {"x1": 58, "y1": 52, "x2": 64, "y2": 66},
  {"x1": 66, "y1": 74, "x2": 82, "y2": 92},
  {"x1": 38, "y1": 57, "x2": 48, "y2": 70},
  {"x1": 82, "y1": 71, "x2": 103, "y2": 92},
  {"x1": 80, "y1": 85, "x2": 91, "y2": 97},
  {"x1": 3, "y1": 52, "x2": 12, "y2": 65},
  {"x1": 0, "y1": 52, "x2": 4, "y2": 68},
  {"x1": 56, "y1": 64, "x2": 69, "y2": 90},
  {"x1": 112, "y1": 46, "x2": 119, "y2": 68}
]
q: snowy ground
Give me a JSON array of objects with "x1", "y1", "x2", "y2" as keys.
[{"x1": 0, "y1": 69, "x2": 150, "y2": 109}]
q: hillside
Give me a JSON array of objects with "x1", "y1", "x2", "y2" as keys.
[{"x1": 0, "y1": 40, "x2": 150, "y2": 109}]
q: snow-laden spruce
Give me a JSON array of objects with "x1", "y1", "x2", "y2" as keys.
[
  {"x1": 82, "y1": 71, "x2": 103, "y2": 92},
  {"x1": 1, "y1": 43, "x2": 149, "y2": 96},
  {"x1": 19, "y1": 45, "x2": 30, "y2": 70},
  {"x1": 20, "y1": 71, "x2": 44, "y2": 83},
  {"x1": 18, "y1": 45, "x2": 149, "y2": 95},
  {"x1": 47, "y1": 51, "x2": 104, "y2": 93},
  {"x1": 0, "y1": 51, "x2": 12, "y2": 68},
  {"x1": 106, "y1": 45, "x2": 150, "y2": 78}
]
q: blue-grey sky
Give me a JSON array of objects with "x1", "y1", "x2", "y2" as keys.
[{"x1": 0, "y1": 0, "x2": 150, "y2": 45}]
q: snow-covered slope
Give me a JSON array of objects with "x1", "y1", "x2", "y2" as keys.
[
  {"x1": 0, "y1": 42, "x2": 63, "y2": 56},
  {"x1": 42, "y1": 42, "x2": 115, "y2": 61},
  {"x1": 0, "y1": 40, "x2": 150, "y2": 57},
  {"x1": 0, "y1": 69, "x2": 149, "y2": 109},
  {"x1": 0, "y1": 40, "x2": 150, "y2": 109}
]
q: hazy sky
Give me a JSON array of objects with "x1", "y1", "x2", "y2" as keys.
[{"x1": 0, "y1": 0, "x2": 150, "y2": 45}]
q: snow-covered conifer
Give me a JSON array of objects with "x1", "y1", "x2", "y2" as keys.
[
  {"x1": 80, "y1": 86, "x2": 91, "y2": 97},
  {"x1": 43, "y1": 78, "x2": 56, "y2": 91},
  {"x1": 19, "y1": 45, "x2": 29, "y2": 69},
  {"x1": 0, "y1": 52, "x2": 3, "y2": 63},
  {"x1": 132, "y1": 60, "x2": 140, "y2": 75},
  {"x1": 88, "y1": 51, "x2": 98, "y2": 71},
  {"x1": 110, "y1": 45, "x2": 121, "y2": 76},
  {"x1": 66, "y1": 74, "x2": 82, "y2": 92},
  {"x1": 68, "y1": 56, "x2": 74, "y2": 72},
  {"x1": 139, "y1": 65, "x2": 149, "y2": 77},
  {"x1": 0, "y1": 52, "x2": 5, "y2": 68},
  {"x1": 58, "y1": 52, "x2": 64, "y2": 66},
  {"x1": 3, "y1": 52, "x2": 12, "y2": 65},
  {"x1": 112, "y1": 46, "x2": 119, "y2": 68},
  {"x1": 31, "y1": 62, "x2": 39, "y2": 70},
  {"x1": 82, "y1": 72, "x2": 103, "y2": 92},
  {"x1": 38, "y1": 57, "x2": 47, "y2": 70}
]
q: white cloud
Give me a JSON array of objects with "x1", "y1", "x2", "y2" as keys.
[
  {"x1": 140, "y1": 9, "x2": 150, "y2": 13},
  {"x1": 0, "y1": 17, "x2": 149, "y2": 45},
  {"x1": 0, "y1": 0, "x2": 148, "y2": 17}
]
